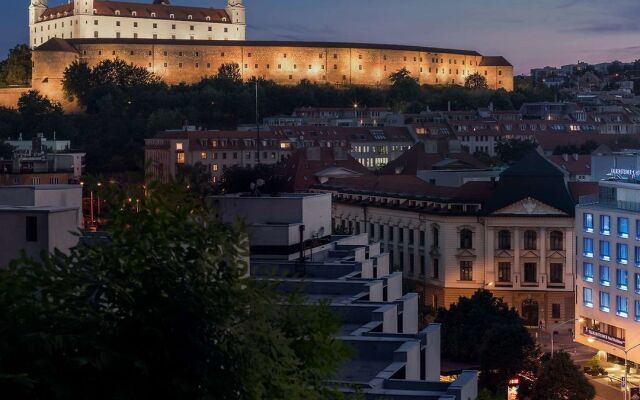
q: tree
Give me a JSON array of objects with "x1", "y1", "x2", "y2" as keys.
[
  {"x1": 465, "y1": 73, "x2": 488, "y2": 89},
  {"x1": 0, "y1": 140, "x2": 13, "y2": 159},
  {"x1": 435, "y1": 290, "x2": 535, "y2": 391},
  {"x1": 0, "y1": 44, "x2": 32, "y2": 87},
  {"x1": 388, "y1": 68, "x2": 420, "y2": 109},
  {"x1": 0, "y1": 184, "x2": 348, "y2": 399},
  {"x1": 495, "y1": 139, "x2": 538, "y2": 164},
  {"x1": 219, "y1": 164, "x2": 287, "y2": 196},
  {"x1": 530, "y1": 352, "x2": 595, "y2": 400},
  {"x1": 215, "y1": 63, "x2": 242, "y2": 83},
  {"x1": 16, "y1": 90, "x2": 66, "y2": 136}
]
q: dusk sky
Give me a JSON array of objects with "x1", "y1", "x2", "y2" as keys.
[{"x1": 4, "y1": 0, "x2": 640, "y2": 74}]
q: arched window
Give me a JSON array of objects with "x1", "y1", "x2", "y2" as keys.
[
  {"x1": 432, "y1": 226, "x2": 439, "y2": 247},
  {"x1": 206, "y1": 16, "x2": 211, "y2": 21},
  {"x1": 169, "y1": 13, "x2": 175, "y2": 19},
  {"x1": 188, "y1": 15, "x2": 193, "y2": 20},
  {"x1": 131, "y1": 11, "x2": 137, "y2": 17},
  {"x1": 524, "y1": 230, "x2": 537, "y2": 250},
  {"x1": 460, "y1": 229, "x2": 473, "y2": 250},
  {"x1": 498, "y1": 230, "x2": 511, "y2": 250},
  {"x1": 115, "y1": 10, "x2": 120, "y2": 16},
  {"x1": 550, "y1": 231, "x2": 563, "y2": 251},
  {"x1": 151, "y1": 12, "x2": 156, "y2": 18}
]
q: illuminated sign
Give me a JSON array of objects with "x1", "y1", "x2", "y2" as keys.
[
  {"x1": 508, "y1": 377, "x2": 519, "y2": 400},
  {"x1": 610, "y1": 168, "x2": 640, "y2": 180},
  {"x1": 583, "y1": 326, "x2": 626, "y2": 347}
]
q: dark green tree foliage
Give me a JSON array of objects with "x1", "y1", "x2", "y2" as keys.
[
  {"x1": 530, "y1": 352, "x2": 595, "y2": 400},
  {"x1": 0, "y1": 184, "x2": 348, "y2": 399},
  {"x1": 219, "y1": 164, "x2": 288, "y2": 195},
  {"x1": 464, "y1": 73, "x2": 489, "y2": 89},
  {"x1": 16, "y1": 90, "x2": 68, "y2": 136},
  {"x1": 496, "y1": 138, "x2": 538, "y2": 164},
  {"x1": 0, "y1": 44, "x2": 32, "y2": 87},
  {"x1": 553, "y1": 139, "x2": 599, "y2": 155},
  {"x1": 436, "y1": 290, "x2": 534, "y2": 390},
  {"x1": 388, "y1": 68, "x2": 420, "y2": 110},
  {"x1": 0, "y1": 140, "x2": 13, "y2": 159}
]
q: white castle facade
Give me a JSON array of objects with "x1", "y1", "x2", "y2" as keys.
[{"x1": 28, "y1": 0, "x2": 246, "y2": 48}]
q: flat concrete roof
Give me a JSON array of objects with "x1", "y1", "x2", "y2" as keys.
[{"x1": 0, "y1": 205, "x2": 79, "y2": 213}]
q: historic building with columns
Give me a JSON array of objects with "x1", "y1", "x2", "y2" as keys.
[{"x1": 313, "y1": 151, "x2": 578, "y2": 328}]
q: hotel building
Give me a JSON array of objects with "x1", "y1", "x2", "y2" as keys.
[{"x1": 576, "y1": 178, "x2": 640, "y2": 366}]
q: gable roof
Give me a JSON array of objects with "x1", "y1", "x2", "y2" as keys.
[
  {"x1": 479, "y1": 56, "x2": 513, "y2": 67},
  {"x1": 380, "y1": 142, "x2": 487, "y2": 175},
  {"x1": 35, "y1": 38, "x2": 80, "y2": 53},
  {"x1": 483, "y1": 151, "x2": 576, "y2": 216}
]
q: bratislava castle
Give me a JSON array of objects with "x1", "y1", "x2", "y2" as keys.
[{"x1": 29, "y1": 0, "x2": 246, "y2": 48}]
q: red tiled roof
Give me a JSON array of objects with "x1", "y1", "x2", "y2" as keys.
[
  {"x1": 534, "y1": 133, "x2": 637, "y2": 152},
  {"x1": 281, "y1": 148, "x2": 372, "y2": 192},
  {"x1": 39, "y1": 1, "x2": 230, "y2": 23},
  {"x1": 569, "y1": 182, "x2": 599, "y2": 203},
  {"x1": 479, "y1": 56, "x2": 512, "y2": 67},
  {"x1": 321, "y1": 175, "x2": 456, "y2": 198},
  {"x1": 548, "y1": 154, "x2": 591, "y2": 176},
  {"x1": 270, "y1": 126, "x2": 414, "y2": 143},
  {"x1": 380, "y1": 142, "x2": 487, "y2": 175}
]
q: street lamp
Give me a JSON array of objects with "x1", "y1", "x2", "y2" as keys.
[
  {"x1": 550, "y1": 317, "x2": 584, "y2": 354},
  {"x1": 623, "y1": 342, "x2": 640, "y2": 400}
]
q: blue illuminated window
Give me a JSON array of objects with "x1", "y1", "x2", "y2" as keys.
[
  {"x1": 635, "y1": 273, "x2": 640, "y2": 294},
  {"x1": 584, "y1": 213, "x2": 594, "y2": 232},
  {"x1": 600, "y1": 240, "x2": 610, "y2": 261},
  {"x1": 600, "y1": 291, "x2": 610, "y2": 312},
  {"x1": 601, "y1": 215, "x2": 611, "y2": 235},
  {"x1": 600, "y1": 265, "x2": 610, "y2": 286},
  {"x1": 617, "y1": 243, "x2": 628, "y2": 264},
  {"x1": 637, "y1": 220, "x2": 640, "y2": 240},
  {"x1": 616, "y1": 295, "x2": 628, "y2": 318},
  {"x1": 584, "y1": 238, "x2": 594, "y2": 257},
  {"x1": 583, "y1": 287, "x2": 593, "y2": 307},
  {"x1": 583, "y1": 262, "x2": 594, "y2": 282},
  {"x1": 619, "y1": 218, "x2": 629, "y2": 238},
  {"x1": 635, "y1": 246, "x2": 640, "y2": 267},
  {"x1": 635, "y1": 300, "x2": 640, "y2": 321},
  {"x1": 617, "y1": 269, "x2": 628, "y2": 291}
]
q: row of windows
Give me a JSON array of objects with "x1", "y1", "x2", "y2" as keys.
[
  {"x1": 497, "y1": 262, "x2": 564, "y2": 284},
  {"x1": 366, "y1": 224, "x2": 440, "y2": 247},
  {"x1": 583, "y1": 287, "x2": 640, "y2": 320},
  {"x1": 497, "y1": 229, "x2": 564, "y2": 251},
  {"x1": 583, "y1": 262, "x2": 640, "y2": 293},
  {"x1": 583, "y1": 238, "x2": 640, "y2": 265},
  {"x1": 583, "y1": 213, "x2": 639, "y2": 239},
  {"x1": 198, "y1": 151, "x2": 280, "y2": 161}
]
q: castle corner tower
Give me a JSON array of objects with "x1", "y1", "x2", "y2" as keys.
[
  {"x1": 226, "y1": 0, "x2": 246, "y2": 38},
  {"x1": 29, "y1": 0, "x2": 48, "y2": 47}
]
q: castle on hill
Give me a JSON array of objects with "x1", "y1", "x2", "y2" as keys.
[
  {"x1": 0, "y1": 1, "x2": 514, "y2": 111},
  {"x1": 29, "y1": 0, "x2": 246, "y2": 47}
]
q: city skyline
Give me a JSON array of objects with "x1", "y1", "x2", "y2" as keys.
[{"x1": 5, "y1": 0, "x2": 640, "y2": 75}]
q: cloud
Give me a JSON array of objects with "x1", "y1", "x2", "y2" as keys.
[{"x1": 566, "y1": 22, "x2": 640, "y2": 34}]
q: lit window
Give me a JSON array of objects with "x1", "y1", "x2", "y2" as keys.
[
  {"x1": 201, "y1": 152, "x2": 207, "y2": 160},
  {"x1": 600, "y1": 215, "x2": 611, "y2": 235},
  {"x1": 599, "y1": 291, "x2": 610, "y2": 312},
  {"x1": 616, "y1": 295, "x2": 628, "y2": 318},
  {"x1": 618, "y1": 217, "x2": 629, "y2": 238},
  {"x1": 600, "y1": 265, "x2": 610, "y2": 286},
  {"x1": 583, "y1": 287, "x2": 593, "y2": 307},
  {"x1": 583, "y1": 213, "x2": 594, "y2": 232},
  {"x1": 176, "y1": 143, "x2": 183, "y2": 151},
  {"x1": 617, "y1": 269, "x2": 629, "y2": 290},
  {"x1": 583, "y1": 238, "x2": 594, "y2": 257},
  {"x1": 583, "y1": 262, "x2": 593, "y2": 282},
  {"x1": 617, "y1": 243, "x2": 628, "y2": 264},
  {"x1": 600, "y1": 240, "x2": 610, "y2": 261}
]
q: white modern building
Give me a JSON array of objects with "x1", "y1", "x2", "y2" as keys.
[
  {"x1": 0, "y1": 185, "x2": 83, "y2": 268},
  {"x1": 213, "y1": 192, "x2": 479, "y2": 400},
  {"x1": 576, "y1": 178, "x2": 640, "y2": 368},
  {"x1": 29, "y1": 0, "x2": 246, "y2": 48}
]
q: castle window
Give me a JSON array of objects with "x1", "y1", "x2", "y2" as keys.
[
  {"x1": 333, "y1": 54, "x2": 337, "y2": 59},
  {"x1": 293, "y1": 64, "x2": 297, "y2": 69},
  {"x1": 278, "y1": 64, "x2": 281, "y2": 69},
  {"x1": 499, "y1": 70, "x2": 503, "y2": 76},
  {"x1": 383, "y1": 55, "x2": 387, "y2": 60},
  {"x1": 134, "y1": 33, "x2": 138, "y2": 38},
  {"x1": 195, "y1": 63, "x2": 199, "y2": 68},
  {"x1": 255, "y1": 64, "x2": 258, "y2": 69},
  {"x1": 221, "y1": 52, "x2": 224, "y2": 57},
  {"x1": 132, "y1": 11, "x2": 137, "y2": 17},
  {"x1": 244, "y1": 64, "x2": 248, "y2": 69},
  {"x1": 153, "y1": 23, "x2": 157, "y2": 29},
  {"x1": 289, "y1": 75, "x2": 293, "y2": 80},
  {"x1": 222, "y1": 17, "x2": 227, "y2": 22},
  {"x1": 172, "y1": 24, "x2": 176, "y2": 29},
  {"x1": 266, "y1": 64, "x2": 270, "y2": 69},
  {"x1": 283, "y1": 54, "x2": 287, "y2": 58},
  {"x1": 414, "y1": 57, "x2": 417, "y2": 61},
  {"x1": 163, "y1": 51, "x2": 168, "y2": 56},
  {"x1": 208, "y1": 27, "x2": 212, "y2": 32},
  {"x1": 224, "y1": 27, "x2": 228, "y2": 32},
  {"x1": 179, "y1": 63, "x2": 183, "y2": 68},
  {"x1": 190, "y1": 26, "x2": 194, "y2": 31},
  {"x1": 150, "y1": 12, "x2": 156, "y2": 18},
  {"x1": 133, "y1": 22, "x2": 138, "y2": 28},
  {"x1": 207, "y1": 63, "x2": 211, "y2": 68},
  {"x1": 170, "y1": 14, "x2": 175, "y2": 19},
  {"x1": 403, "y1": 56, "x2": 407, "y2": 61},
  {"x1": 116, "y1": 21, "x2": 120, "y2": 27},
  {"x1": 148, "y1": 51, "x2": 152, "y2": 56},
  {"x1": 333, "y1": 64, "x2": 337, "y2": 69},
  {"x1": 319, "y1": 53, "x2": 323, "y2": 59},
  {"x1": 308, "y1": 65, "x2": 312, "y2": 70},
  {"x1": 248, "y1": 53, "x2": 252, "y2": 57},
  {"x1": 206, "y1": 16, "x2": 211, "y2": 21},
  {"x1": 164, "y1": 62, "x2": 167, "y2": 67},
  {"x1": 359, "y1": 65, "x2": 362, "y2": 70},
  {"x1": 153, "y1": 34, "x2": 157, "y2": 40},
  {"x1": 188, "y1": 15, "x2": 193, "y2": 20},
  {"x1": 358, "y1": 54, "x2": 362, "y2": 59},
  {"x1": 115, "y1": 10, "x2": 120, "y2": 16},
  {"x1": 179, "y1": 52, "x2": 183, "y2": 56},
  {"x1": 93, "y1": 31, "x2": 98, "y2": 38},
  {"x1": 130, "y1": 51, "x2": 134, "y2": 56},
  {"x1": 98, "y1": 50, "x2": 102, "y2": 56}
]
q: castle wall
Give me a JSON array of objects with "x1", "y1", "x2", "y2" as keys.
[
  {"x1": 0, "y1": 87, "x2": 30, "y2": 109},
  {"x1": 28, "y1": 40, "x2": 514, "y2": 112}
]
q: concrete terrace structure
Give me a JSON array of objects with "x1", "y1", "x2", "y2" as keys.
[
  {"x1": 0, "y1": 185, "x2": 83, "y2": 268},
  {"x1": 213, "y1": 193, "x2": 478, "y2": 400},
  {"x1": 575, "y1": 178, "x2": 640, "y2": 367}
]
